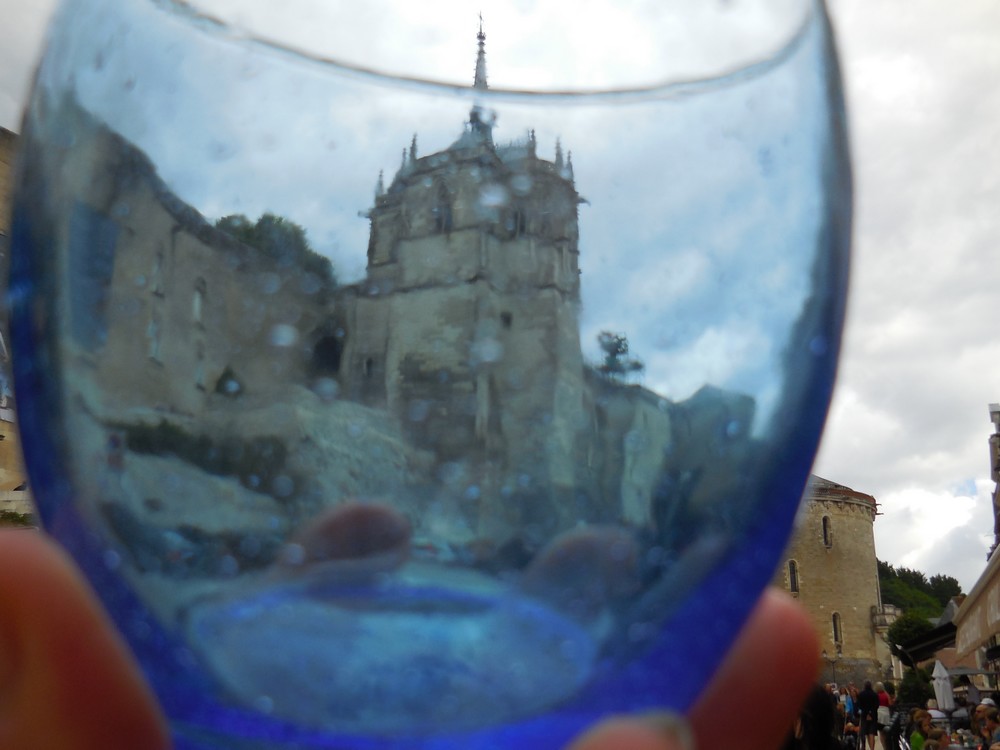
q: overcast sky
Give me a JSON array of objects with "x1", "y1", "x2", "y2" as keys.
[{"x1": 2, "y1": 0, "x2": 999, "y2": 595}]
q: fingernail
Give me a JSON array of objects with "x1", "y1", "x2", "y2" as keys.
[{"x1": 637, "y1": 711, "x2": 696, "y2": 750}]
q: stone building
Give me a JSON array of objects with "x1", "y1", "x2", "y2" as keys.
[
  {"x1": 775, "y1": 476, "x2": 897, "y2": 684},
  {"x1": 0, "y1": 126, "x2": 31, "y2": 507},
  {"x1": 954, "y1": 404, "x2": 1000, "y2": 670},
  {"x1": 13, "y1": 51, "x2": 762, "y2": 590}
]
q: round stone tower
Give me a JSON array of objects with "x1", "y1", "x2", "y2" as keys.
[{"x1": 775, "y1": 476, "x2": 885, "y2": 685}]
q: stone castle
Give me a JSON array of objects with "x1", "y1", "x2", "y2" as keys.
[
  {"x1": 4, "y1": 34, "x2": 892, "y2": 675},
  {"x1": 12, "y1": 28, "x2": 765, "y2": 569},
  {"x1": 0, "y1": 125, "x2": 31, "y2": 512},
  {"x1": 774, "y1": 476, "x2": 898, "y2": 684}
]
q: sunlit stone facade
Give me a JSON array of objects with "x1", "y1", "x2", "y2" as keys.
[
  {"x1": 0, "y1": 127, "x2": 31, "y2": 506},
  {"x1": 775, "y1": 476, "x2": 892, "y2": 684}
]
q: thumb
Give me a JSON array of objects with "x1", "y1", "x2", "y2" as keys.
[
  {"x1": 0, "y1": 529, "x2": 170, "y2": 750},
  {"x1": 566, "y1": 714, "x2": 693, "y2": 750}
]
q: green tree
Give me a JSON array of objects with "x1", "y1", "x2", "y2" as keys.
[
  {"x1": 897, "y1": 666, "x2": 934, "y2": 706},
  {"x1": 928, "y1": 573, "x2": 962, "y2": 608},
  {"x1": 596, "y1": 332, "x2": 644, "y2": 380},
  {"x1": 215, "y1": 213, "x2": 336, "y2": 284},
  {"x1": 878, "y1": 560, "x2": 962, "y2": 621},
  {"x1": 887, "y1": 612, "x2": 934, "y2": 666}
]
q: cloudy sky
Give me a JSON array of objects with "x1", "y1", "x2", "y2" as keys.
[{"x1": 2, "y1": 0, "x2": 999, "y2": 595}]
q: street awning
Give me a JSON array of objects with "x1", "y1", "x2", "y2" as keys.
[
  {"x1": 954, "y1": 547, "x2": 1000, "y2": 659},
  {"x1": 899, "y1": 622, "x2": 956, "y2": 664}
]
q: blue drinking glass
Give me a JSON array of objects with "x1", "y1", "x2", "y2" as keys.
[{"x1": 7, "y1": 0, "x2": 850, "y2": 746}]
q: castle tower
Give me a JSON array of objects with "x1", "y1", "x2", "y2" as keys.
[
  {"x1": 775, "y1": 476, "x2": 886, "y2": 684},
  {"x1": 337, "y1": 27, "x2": 587, "y2": 541}
]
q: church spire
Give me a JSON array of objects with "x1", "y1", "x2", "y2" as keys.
[
  {"x1": 467, "y1": 16, "x2": 495, "y2": 143},
  {"x1": 474, "y1": 13, "x2": 488, "y2": 91}
]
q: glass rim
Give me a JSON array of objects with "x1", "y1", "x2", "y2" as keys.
[{"x1": 154, "y1": 0, "x2": 819, "y2": 103}]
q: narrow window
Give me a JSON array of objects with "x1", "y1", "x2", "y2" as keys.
[
  {"x1": 146, "y1": 314, "x2": 161, "y2": 362},
  {"x1": 193, "y1": 278, "x2": 206, "y2": 327},
  {"x1": 832, "y1": 612, "x2": 842, "y2": 645},
  {"x1": 822, "y1": 516, "x2": 832, "y2": 547},
  {"x1": 195, "y1": 340, "x2": 206, "y2": 391},
  {"x1": 151, "y1": 250, "x2": 164, "y2": 296},
  {"x1": 788, "y1": 560, "x2": 799, "y2": 594},
  {"x1": 432, "y1": 183, "x2": 452, "y2": 233},
  {"x1": 500, "y1": 312, "x2": 513, "y2": 329},
  {"x1": 363, "y1": 357, "x2": 374, "y2": 378}
]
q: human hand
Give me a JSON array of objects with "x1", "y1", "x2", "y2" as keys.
[
  {"x1": 0, "y1": 528, "x2": 170, "y2": 749},
  {"x1": 0, "y1": 529, "x2": 817, "y2": 750},
  {"x1": 568, "y1": 587, "x2": 818, "y2": 750}
]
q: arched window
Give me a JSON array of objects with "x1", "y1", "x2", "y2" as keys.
[
  {"x1": 822, "y1": 516, "x2": 832, "y2": 548},
  {"x1": 832, "y1": 612, "x2": 843, "y2": 646},
  {"x1": 788, "y1": 560, "x2": 799, "y2": 594}
]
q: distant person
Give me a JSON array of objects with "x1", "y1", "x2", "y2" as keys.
[
  {"x1": 781, "y1": 684, "x2": 845, "y2": 750},
  {"x1": 925, "y1": 728, "x2": 949, "y2": 749},
  {"x1": 857, "y1": 681, "x2": 880, "y2": 750},
  {"x1": 985, "y1": 705, "x2": 1000, "y2": 746},
  {"x1": 875, "y1": 681, "x2": 894, "y2": 750},
  {"x1": 962, "y1": 675, "x2": 982, "y2": 706},
  {"x1": 910, "y1": 709, "x2": 932, "y2": 750}
]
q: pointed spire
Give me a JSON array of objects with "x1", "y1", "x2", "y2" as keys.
[
  {"x1": 474, "y1": 13, "x2": 488, "y2": 91},
  {"x1": 554, "y1": 139, "x2": 564, "y2": 170},
  {"x1": 400, "y1": 148, "x2": 407, "y2": 170},
  {"x1": 565, "y1": 151, "x2": 574, "y2": 181},
  {"x1": 375, "y1": 170, "x2": 385, "y2": 199},
  {"x1": 409, "y1": 134, "x2": 418, "y2": 162},
  {"x1": 467, "y1": 17, "x2": 495, "y2": 144}
]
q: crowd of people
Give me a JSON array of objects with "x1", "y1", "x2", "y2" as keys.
[{"x1": 782, "y1": 680, "x2": 1000, "y2": 750}]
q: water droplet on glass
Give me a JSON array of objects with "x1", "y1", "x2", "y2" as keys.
[
  {"x1": 272, "y1": 474, "x2": 294, "y2": 498},
  {"x1": 725, "y1": 419, "x2": 742, "y2": 438},
  {"x1": 471, "y1": 337, "x2": 503, "y2": 364},
  {"x1": 407, "y1": 400, "x2": 430, "y2": 422},
  {"x1": 511, "y1": 174, "x2": 533, "y2": 195},
  {"x1": 299, "y1": 273, "x2": 321, "y2": 295},
  {"x1": 311, "y1": 377, "x2": 339, "y2": 402},
  {"x1": 239, "y1": 536, "x2": 262, "y2": 558},
  {"x1": 103, "y1": 549, "x2": 122, "y2": 570},
  {"x1": 281, "y1": 543, "x2": 306, "y2": 566},
  {"x1": 218, "y1": 555, "x2": 239, "y2": 577},
  {"x1": 269, "y1": 324, "x2": 298, "y2": 347},
  {"x1": 479, "y1": 183, "x2": 509, "y2": 208},
  {"x1": 259, "y1": 272, "x2": 281, "y2": 295},
  {"x1": 347, "y1": 423, "x2": 363, "y2": 438},
  {"x1": 464, "y1": 485, "x2": 481, "y2": 501}
]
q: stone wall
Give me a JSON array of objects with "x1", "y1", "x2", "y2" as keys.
[
  {"x1": 775, "y1": 476, "x2": 886, "y2": 684},
  {"x1": 0, "y1": 127, "x2": 30, "y2": 498},
  {"x1": 0, "y1": 128, "x2": 15, "y2": 234}
]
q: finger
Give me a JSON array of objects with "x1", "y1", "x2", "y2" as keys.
[
  {"x1": 567, "y1": 588, "x2": 817, "y2": 750},
  {"x1": 0, "y1": 530, "x2": 170, "y2": 750},
  {"x1": 689, "y1": 587, "x2": 818, "y2": 750},
  {"x1": 567, "y1": 714, "x2": 692, "y2": 750}
]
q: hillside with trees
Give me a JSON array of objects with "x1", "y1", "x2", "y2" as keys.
[{"x1": 878, "y1": 559, "x2": 962, "y2": 622}]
